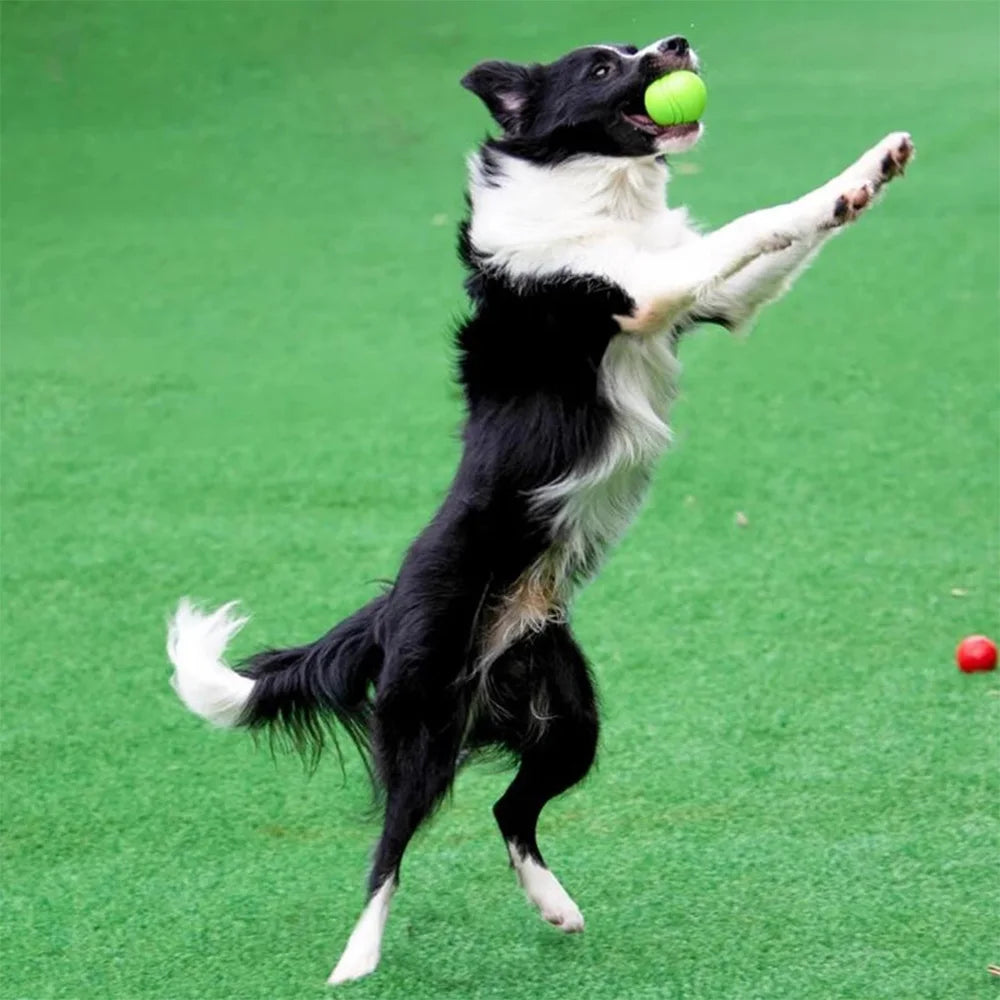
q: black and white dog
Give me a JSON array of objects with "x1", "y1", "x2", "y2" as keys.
[{"x1": 167, "y1": 36, "x2": 913, "y2": 985}]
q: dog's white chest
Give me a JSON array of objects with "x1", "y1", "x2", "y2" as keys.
[{"x1": 598, "y1": 332, "x2": 679, "y2": 462}]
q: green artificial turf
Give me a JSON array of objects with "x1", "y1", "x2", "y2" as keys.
[{"x1": 2, "y1": 2, "x2": 998, "y2": 998}]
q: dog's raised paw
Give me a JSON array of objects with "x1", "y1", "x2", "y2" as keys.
[
  {"x1": 830, "y1": 181, "x2": 875, "y2": 227},
  {"x1": 878, "y1": 132, "x2": 915, "y2": 182},
  {"x1": 842, "y1": 131, "x2": 915, "y2": 197}
]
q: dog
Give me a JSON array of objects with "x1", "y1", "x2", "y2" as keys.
[{"x1": 167, "y1": 35, "x2": 914, "y2": 985}]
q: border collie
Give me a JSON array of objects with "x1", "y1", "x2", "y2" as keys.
[{"x1": 167, "y1": 36, "x2": 913, "y2": 985}]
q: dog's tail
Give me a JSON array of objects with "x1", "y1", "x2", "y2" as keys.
[{"x1": 166, "y1": 595, "x2": 385, "y2": 765}]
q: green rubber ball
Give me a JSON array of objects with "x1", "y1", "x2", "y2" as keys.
[{"x1": 643, "y1": 71, "x2": 707, "y2": 126}]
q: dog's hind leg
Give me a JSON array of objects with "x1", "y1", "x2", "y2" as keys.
[
  {"x1": 327, "y1": 686, "x2": 466, "y2": 985},
  {"x1": 490, "y1": 624, "x2": 599, "y2": 932}
]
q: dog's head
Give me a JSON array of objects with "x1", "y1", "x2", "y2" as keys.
[{"x1": 462, "y1": 37, "x2": 703, "y2": 161}]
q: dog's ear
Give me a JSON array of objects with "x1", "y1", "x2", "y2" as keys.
[{"x1": 461, "y1": 61, "x2": 537, "y2": 134}]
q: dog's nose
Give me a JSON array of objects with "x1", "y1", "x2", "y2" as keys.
[{"x1": 659, "y1": 36, "x2": 689, "y2": 56}]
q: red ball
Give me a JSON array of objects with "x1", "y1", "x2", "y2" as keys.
[{"x1": 955, "y1": 635, "x2": 997, "y2": 673}]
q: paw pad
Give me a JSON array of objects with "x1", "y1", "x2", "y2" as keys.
[
  {"x1": 880, "y1": 134, "x2": 914, "y2": 180},
  {"x1": 833, "y1": 183, "x2": 873, "y2": 224}
]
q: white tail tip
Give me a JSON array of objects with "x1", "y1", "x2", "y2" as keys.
[{"x1": 167, "y1": 598, "x2": 254, "y2": 728}]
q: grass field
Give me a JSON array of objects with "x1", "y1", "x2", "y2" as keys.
[{"x1": 2, "y1": 2, "x2": 999, "y2": 998}]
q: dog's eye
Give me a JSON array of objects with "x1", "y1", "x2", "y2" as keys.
[{"x1": 591, "y1": 64, "x2": 612, "y2": 79}]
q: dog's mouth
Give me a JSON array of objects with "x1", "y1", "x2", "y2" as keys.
[{"x1": 622, "y1": 115, "x2": 700, "y2": 140}]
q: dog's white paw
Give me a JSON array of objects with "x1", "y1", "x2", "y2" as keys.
[
  {"x1": 509, "y1": 846, "x2": 585, "y2": 933},
  {"x1": 852, "y1": 131, "x2": 915, "y2": 190},
  {"x1": 327, "y1": 945, "x2": 380, "y2": 986},
  {"x1": 876, "y1": 131, "x2": 915, "y2": 182},
  {"x1": 326, "y1": 879, "x2": 395, "y2": 987},
  {"x1": 811, "y1": 132, "x2": 913, "y2": 232},
  {"x1": 539, "y1": 891, "x2": 585, "y2": 933},
  {"x1": 529, "y1": 867, "x2": 585, "y2": 932}
]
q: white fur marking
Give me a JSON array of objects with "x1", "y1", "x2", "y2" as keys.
[
  {"x1": 468, "y1": 151, "x2": 698, "y2": 298},
  {"x1": 327, "y1": 879, "x2": 396, "y2": 985},
  {"x1": 508, "y1": 844, "x2": 584, "y2": 932},
  {"x1": 530, "y1": 333, "x2": 679, "y2": 598},
  {"x1": 166, "y1": 599, "x2": 254, "y2": 728}
]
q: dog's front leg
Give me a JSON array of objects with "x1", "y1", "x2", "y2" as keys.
[
  {"x1": 618, "y1": 132, "x2": 914, "y2": 336},
  {"x1": 615, "y1": 216, "x2": 797, "y2": 335},
  {"x1": 681, "y1": 132, "x2": 915, "y2": 332}
]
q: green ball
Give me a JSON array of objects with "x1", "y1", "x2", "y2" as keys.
[{"x1": 643, "y1": 70, "x2": 707, "y2": 126}]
